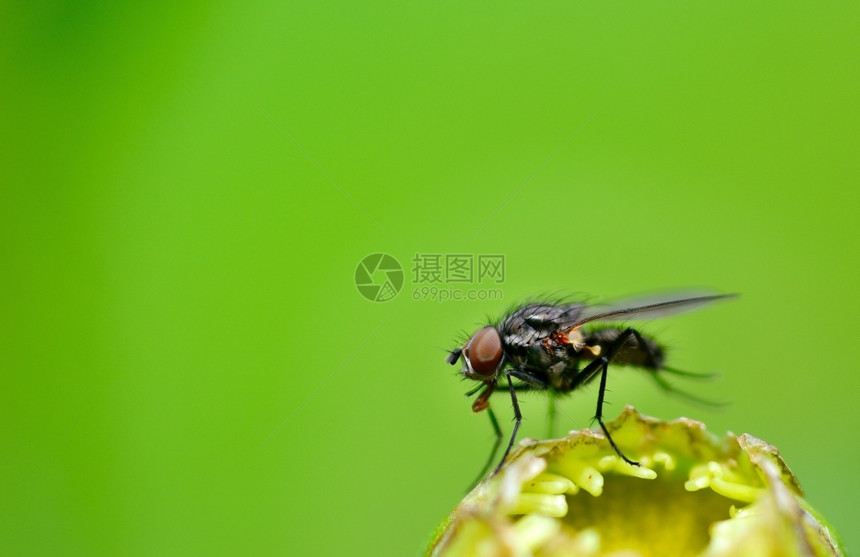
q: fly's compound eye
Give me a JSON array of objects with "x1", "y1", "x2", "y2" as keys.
[{"x1": 463, "y1": 326, "x2": 503, "y2": 378}]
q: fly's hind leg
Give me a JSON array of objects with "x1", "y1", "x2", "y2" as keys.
[{"x1": 653, "y1": 367, "x2": 729, "y2": 408}]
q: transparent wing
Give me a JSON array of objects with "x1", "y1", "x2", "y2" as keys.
[
  {"x1": 568, "y1": 291, "x2": 736, "y2": 329},
  {"x1": 520, "y1": 303, "x2": 587, "y2": 331}
]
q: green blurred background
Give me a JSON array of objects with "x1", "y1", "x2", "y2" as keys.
[{"x1": 2, "y1": 2, "x2": 857, "y2": 555}]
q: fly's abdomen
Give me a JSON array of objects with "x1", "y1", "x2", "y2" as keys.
[{"x1": 582, "y1": 327, "x2": 665, "y2": 370}]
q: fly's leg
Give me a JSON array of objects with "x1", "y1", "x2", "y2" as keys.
[
  {"x1": 572, "y1": 327, "x2": 652, "y2": 466},
  {"x1": 494, "y1": 372, "x2": 523, "y2": 474},
  {"x1": 507, "y1": 369, "x2": 548, "y2": 389},
  {"x1": 583, "y1": 327, "x2": 725, "y2": 407},
  {"x1": 594, "y1": 359, "x2": 636, "y2": 465},
  {"x1": 504, "y1": 369, "x2": 557, "y2": 446},
  {"x1": 468, "y1": 405, "x2": 503, "y2": 491},
  {"x1": 653, "y1": 366, "x2": 728, "y2": 408},
  {"x1": 471, "y1": 371, "x2": 546, "y2": 481}
]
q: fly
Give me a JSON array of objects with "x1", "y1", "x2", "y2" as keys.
[{"x1": 446, "y1": 291, "x2": 735, "y2": 483}]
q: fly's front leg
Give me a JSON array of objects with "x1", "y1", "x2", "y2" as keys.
[
  {"x1": 572, "y1": 327, "x2": 649, "y2": 466},
  {"x1": 494, "y1": 372, "x2": 524, "y2": 475},
  {"x1": 474, "y1": 371, "x2": 546, "y2": 478}
]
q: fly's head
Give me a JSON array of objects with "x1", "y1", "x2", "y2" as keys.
[{"x1": 447, "y1": 326, "x2": 504, "y2": 381}]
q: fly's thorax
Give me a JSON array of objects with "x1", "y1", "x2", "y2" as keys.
[{"x1": 505, "y1": 328, "x2": 586, "y2": 377}]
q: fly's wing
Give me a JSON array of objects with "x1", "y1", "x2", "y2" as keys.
[
  {"x1": 512, "y1": 302, "x2": 587, "y2": 333},
  {"x1": 566, "y1": 292, "x2": 736, "y2": 330}
]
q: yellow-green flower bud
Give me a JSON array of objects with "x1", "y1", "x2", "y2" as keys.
[{"x1": 427, "y1": 407, "x2": 843, "y2": 557}]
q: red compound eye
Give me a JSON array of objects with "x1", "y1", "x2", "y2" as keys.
[{"x1": 466, "y1": 327, "x2": 503, "y2": 375}]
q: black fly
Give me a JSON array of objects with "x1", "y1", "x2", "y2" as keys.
[{"x1": 446, "y1": 292, "x2": 735, "y2": 483}]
